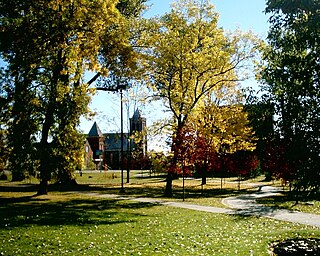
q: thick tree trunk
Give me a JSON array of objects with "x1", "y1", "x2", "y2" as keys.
[
  {"x1": 38, "y1": 179, "x2": 48, "y2": 195},
  {"x1": 165, "y1": 122, "x2": 184, "y2": 197},
  {"x1": 37, "y1": 99, "x2": 55, "y2": 195},
  {"x1": 37, "y1": 133, "x2": 51, "y2": 195},
  {"x1": 37, "y1": 49, "x2": 63, "y2": 195}
]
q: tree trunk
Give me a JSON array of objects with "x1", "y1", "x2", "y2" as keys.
[
  {"x1": 165, "y1": 172, "x2": 173, "y2": 197},
  {"x1": 37, "y1": 179, "x2": 48, "y2": 195},
  {"x1": 37, "y1": 141, "x2": 50, "y2": 195},
  {"x1": 165, "y1": 121, "x2": 184, "y2": 197},
  {"x1": 202, "y1": 176, "x2": 206, "y2": 185},
  {"x1": 37, "y1": 49, "x2": 63, "y2": 195},
  {"x1": 37, "y1": 99, "x2": 56, "y2": 195}
]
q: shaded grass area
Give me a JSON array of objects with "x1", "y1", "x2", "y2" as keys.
[{"x1": 1, "y1": 191, "x2": 319, "y2": 256}]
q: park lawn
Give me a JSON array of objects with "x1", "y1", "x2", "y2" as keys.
[
  {"x1": 78, "y1": 172, "x2": 320, "y2": 216},
  {"x1": 1, "y1": 191, "x2": 320, "y2": 256},
  {"x1": 73, "y1": 171, "x2": 267, "y2": 208},
  {"x1": 1, "y1": 172, "x2": 319, "y2": 213}
]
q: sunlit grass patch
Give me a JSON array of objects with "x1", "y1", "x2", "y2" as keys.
[{"x1": 72, "y1": 174, "x2": 257, "y2": 208}]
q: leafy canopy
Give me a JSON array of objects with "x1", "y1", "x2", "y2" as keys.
[
  {"x1": 261, "y1": 0, "x2": 320, "y2": 192},
  {"x1": 140, "y1": 0, "x2": 259, "y2": 196},
  {"x1": 0, "y1": 0, "x2": 146, "y2": 190}
]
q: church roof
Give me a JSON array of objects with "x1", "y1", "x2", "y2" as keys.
[
  {"x1": 132, "y1": 108, "x2": 142, "y2": 119},
  {"x1": 104, "y1": 133, "x2": 129, "y2": 151},
  {"x1": 88, "y1": 122, "x2": 104, "y2": 137}
]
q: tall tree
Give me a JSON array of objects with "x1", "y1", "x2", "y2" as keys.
[
  {"x1": 143, "y1": 0, "x2": 258, "y2": 196},
  {"x1": 261, "y1": 0, "x2": 320, "y2": 194},
  {"x1": 0, "y1": 68, "x2": 12, "y2": 172},
  {"x1": 244, "y1": 96, "x2": 275, "y2": 181},
  {"x1": 0, "y1": 0, "x2": 146, "y2": 194}
]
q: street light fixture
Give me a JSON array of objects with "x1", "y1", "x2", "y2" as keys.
[{"x1": 96, "y1": 82, "x2": 127, "y2": 193}]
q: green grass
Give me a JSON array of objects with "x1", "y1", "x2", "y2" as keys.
[
  {"x1": 0, "y1": 191, "x2": 319, "y2": 256},
  {"x1": 0, "y1": 172, "x2": 319, "y2": 255},
  {"x1": 73, "y1": 171, "x2": 278, "y2": 208},
  {"x1": 1, "y1": 171, "x2": 318, "y2": 213}
]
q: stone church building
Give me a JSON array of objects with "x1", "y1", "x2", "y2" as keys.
[{"x1": 84, "y1": 109, "x2": 147, "y2": 170}]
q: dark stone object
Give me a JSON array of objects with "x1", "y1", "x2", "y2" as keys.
[{"x1": 269, "y1": 238, "x2": 320, "y2": 256}]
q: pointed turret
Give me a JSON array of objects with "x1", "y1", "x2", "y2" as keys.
[
  {"x1": 129, "y1": 109, "x2": 147, "y2": 157},
  {"x1": 88, "y1": 121, "x2": 103, "y2": 137},
  {"x1": 132, "y1": 108, "x2": 142, "y2": 119},
  {"x1": 87, "y1": 122, "x2": 105, "y2": 170}
]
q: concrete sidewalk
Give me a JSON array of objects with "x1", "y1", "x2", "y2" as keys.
[
  {"x1": 77, "y1": 188, "x2": 320, "y2": 228},
  {"x1": 222, "y1": 186, "x2": 320, "y2": 227}
]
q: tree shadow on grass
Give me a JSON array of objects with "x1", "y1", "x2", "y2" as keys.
[
  {"x1": 133, "y1": 173, "x2": 167, "y2": 180},
  {"x1": 231, "y1": 205, "x2": 281, "y2": 219},
  {"x1": 0, "y1": 177, "x2": 256, "y2": 206},
  {"x1": 84, "y1": 184, "x2": 248, "y2": 201},
  {"x1": 0, "y1": 195, "x2": 157, "y2": 229},
  {"x1": 0, "y1": 183, "x2": 38, "y2": 192},
  {"x1": 101, "y1": 186, "x2": 167, "y2": 198},
  {"x1": 0, "y1": 183, "x2": 120, "y2": 193},
  {"x1": 170, "y1": 187, "x2": 252, "y2": 201}
]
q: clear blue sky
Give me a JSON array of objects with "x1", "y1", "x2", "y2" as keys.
[
  {"x1": 80, "y1": 0, "x2": 270, "y2": 150},
  {"x1": 146, "y1": 0, "x2": 269, "y2": 36}
]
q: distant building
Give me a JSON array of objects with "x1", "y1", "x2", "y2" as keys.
[
  {"x1": 84, "y1": 109, "x2": 147, "y2": 170},
  {"x1": 129, "y1": 109, "x2": 147, "y2": 158},
  {"x1": 84, "y1": 139, "x2": 94, "y2": 169},
  {"x1": 86, "y1": 121, "x2": 105, "y2": 169}
]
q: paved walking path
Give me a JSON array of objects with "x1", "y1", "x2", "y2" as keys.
[
  {"x1": 77, "y1": 186, "x2": 320, "y2": 228},
  {"x1": 222, "y1": 186, "x2": 320, "y2": 227}
]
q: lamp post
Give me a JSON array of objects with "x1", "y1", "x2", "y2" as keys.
[
  {"x1": 97, "y1": 83, "x2": 126, "y2": 193},
  {"x1": 119, "y1": 88, "x2": 124, "y2": 192}
]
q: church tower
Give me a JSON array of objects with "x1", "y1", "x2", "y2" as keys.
[
  {"x1": 87, "y1": 122, "x2": 105, "y2": 169},
  {"x1": 129, "y1": 109, "x2": 147, "y2": 157}
]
